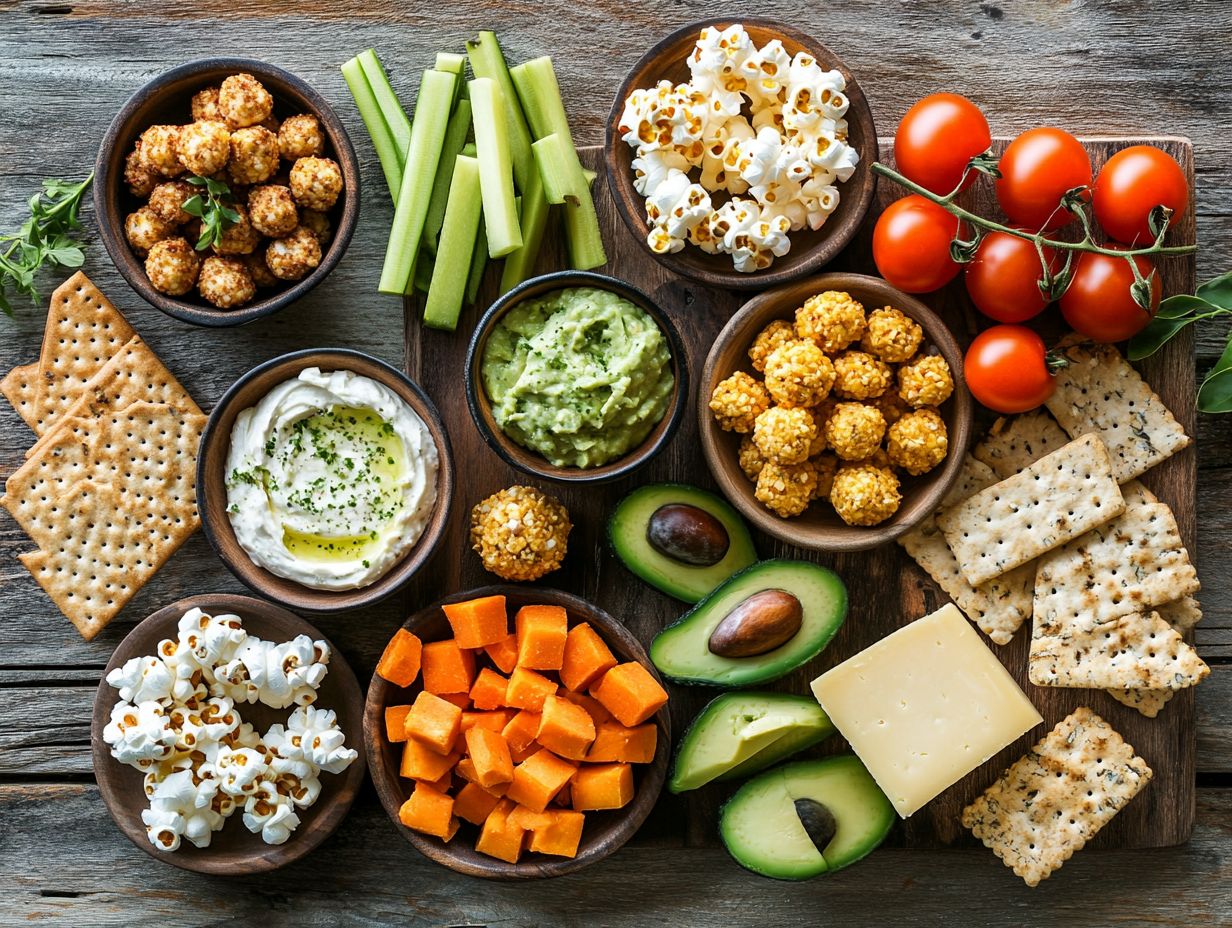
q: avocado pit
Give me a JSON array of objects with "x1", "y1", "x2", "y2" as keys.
[
  {"x1": 707, "y1": 588, "x2": 803, "y2": 658},
  {"x1": 647, "y1": 503, "x2": 730, "y2": 567},
  {"x1": 794, "y1": 798, "x2": 838, "y2": 855}
]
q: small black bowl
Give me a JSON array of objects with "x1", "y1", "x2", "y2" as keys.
[{"x1": 464, "y1": 271, "x2": 688, "y2": 484}]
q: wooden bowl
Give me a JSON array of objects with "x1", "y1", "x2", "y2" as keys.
[
  {"x1": 94, "y1": 57, "x2": 360, "y2": 327},
  {"x1": 197, "y1": 348, "x2": 454, "y2": 613},
  {"x1": 700, "y1": 273, "x2": 973, "y2": 551},
  {"x1": 464, "y1": 270, "x2": 688, "y2": 484},
  {"x1": 91, "y1": 593, "x2": 366, "y2": 875},
  {"x1": 604, "y1": 18, "x2": 878, "y2": 290},
  {"x1": 364, "y1": 585, "x2": 671, "y2": 879}
]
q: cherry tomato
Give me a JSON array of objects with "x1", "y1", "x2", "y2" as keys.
[
  {"x1": 964, "y1": 325, "x2": 1056, "y2": 414},
  {"x1": 895, "y1": 93, "x2": 992, "y2": 195},
  {"x1": 1060, "y1": 250, "x2": 1161, "y2": 343},
  {"x1": 964, "y1": 231, "x2": 1058, "y2": 323},
  {"x1": 1092, "y1": 145, "x2": 1189, "y2": 245},
  {"x1": 872, "y1": 195, "x2": 963, "y2": 293},
  {"x1": 995, "y1": 127, "x2": 1092, "y2": 231}
]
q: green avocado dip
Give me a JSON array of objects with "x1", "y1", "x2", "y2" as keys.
[{"x1": 481, "y1": 286, "x2": 675, "y2": 469}]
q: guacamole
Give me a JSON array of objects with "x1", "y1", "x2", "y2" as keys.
[{"x1": 481, "y1": 287, "x2": 675, "y2": 468}]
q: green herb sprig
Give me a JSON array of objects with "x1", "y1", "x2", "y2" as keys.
[
  {"x1": 182, "y1": 176, "x2": 240, "y2": 251},
  {"x1": 0, "y1": 174, "x2": 93, "y2": 316}
]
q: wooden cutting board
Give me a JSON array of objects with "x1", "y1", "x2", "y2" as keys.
[{"x1": 405, "y1": 137, "x2": 1198, "y2": 850}]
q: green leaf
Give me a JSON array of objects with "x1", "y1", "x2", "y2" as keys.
[
  {"x1": 1197, "y1": 270, "x2": 1232, "y2": 308},
  {"x1": 1197, "y1": 334, "x2": 1232, "y2": 413},
  {"x1": 46, "y1": 244, "x2": 85, "y2": 267},
  {"x1": 186, "y1": 175, "x2": 209, "y2": 187},
  {"x1": 181, "y1": 195, "x2": 206, "y2": 218},
  {"x1": 1156, "y1": 293, "x2": 1219, "y2": 319},
  {"x1": 219, "y1": 205, "x2": 241, "y2": 225}
]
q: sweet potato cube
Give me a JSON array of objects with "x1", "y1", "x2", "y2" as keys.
[
  {"x1": 461, "y1": 709, "x2": 513, "y2": 734},
  {"x1": 438, "y1": 692, "x2": 471, "y2": 709},
  {"x1": 421, "y1": 639, "x2": 475, "y2": 695},
  {"x1": 384, "y1": 704, "x2": 413, "y2": 743},
  {"x1": 469, "y1": 668, "x2": 510, "y2": 711},
  {"x1": 552, "y1": 784, "x2": 572, "y2": 808},
  {"x1": 400, "y1": 738, "x2": 460, "y2": 782},
  {"x1": 506, "y1": 748, "x2": 578, "y2": 813},
  {"x1": 423, "y1": 769, "x2": 453, "y2": 793},
  {"x1": 456, "y1": 757, "x2": 510, "y2": 797},
  {"x1": 528, "y1": 809, "x2": 586, "y2": 858},
  {"x1": 484, "y1": 633, "x2": 519, "y2": 674},
  {"x1": 559, "y1": 689, "x2": 612, "y2": 726},
  {"x1": 376, "y1": 629, "x2": 423, "y2": 687},
  {"x1": 398, "y1": 781, "x2": 456, "y2": 840},
  {"x1": 466, "y1": 727, "x2": 514, "y2": 788},
  {"x1": 560, "y1": 622, "x2": 617, "y2": 692},
  {"x1": 505, "y1": 666, "x2": 558, "y2": 711},
  {"x1": 442, "y1": 595, "x2": 509, "y2": 649},
  {"x1": 404, "y1": 690, "x2": 463, "y2": 755},
  {"x1": 507, "y1": 804, "x2": 555, "y2": 831},
  {"x1": 501, "y1": 710, "x2": 542, "y2": 754},
  {"x1": 592, "y1": 662, "x2": 669, "y2": 726},
  {"x1": 586, "y1": 721, "x2": 657, "y2": 764},
  {"x1": 515, "y1": 604, "x2": 568, "y2": 670},
  {"x1": 536, "y1": 695, "x2": 596, "y2": 761},
  {"x1": 571, "y1": 763, "x2": 634, "y2": 811},
  {"x1": 454, "y1": 781, "x2": 502, "y2": 825},
  {"x1": 475, "y1": 799, "x2": 526, "y2": 863}
]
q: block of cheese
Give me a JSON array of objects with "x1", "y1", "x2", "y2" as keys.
[{"x1": 810, "y1": 604, "x2": 1042, "y2": 818}]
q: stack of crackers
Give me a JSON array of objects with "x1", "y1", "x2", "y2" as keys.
[{"x1": 0, "y1": 273, "x2": 204, "y2": 640}]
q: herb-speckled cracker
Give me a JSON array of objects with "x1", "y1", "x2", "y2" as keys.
[
  {"x1": 974, "y1": 409, "x2": 1071, "y2": 479},
  {"x1": 962, "y1": 707, "x2": 1152, "y2": 887},
  {"x1": 1107, "y1": 596, "x2": 1204, "y2": 716}
]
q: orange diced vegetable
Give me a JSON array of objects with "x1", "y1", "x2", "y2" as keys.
[
  {"x1": 475, "y1": 799, "x2": 526, "y2": 863},
  {"x1": 515, "y1": 604, "x2": 569, "y2": 670},
  {"x1": 384, "y1": 704, "x2": 413, "y2": 743},
  {"x1": 469, "y1": 667, "x2": 510, "y2": 710},
  {"x1": 466, "y1": 727, "x2": 515, "y2": 788},
  {"x1": 507, "y1": 804, "x2": 555, "y2": 831},
  {"x1": 456, "y1": 757, "x2": 510, "y2": 797},
  {"x1": 571, "y1": 762, "x2": 634, "y2": 811},
  {"x1": 438, "y1": 691, "x2": 472, "y2": 709},
  {"x1": 423, "y1": 769, "x2": 453, "y2": 793},
  {"x1": 506, "y1": 748, "x2": 578, "y2": 813},
  {"x1": 536, "y1": 694, "x2": 596, "y2": 761},
  {"x1": 421, "y1": 639, "x2": 476, "y2": 694},
  {"x1": 592, "y1": 661, "x2": 669, "y2": 726},
  {"x1": 586, "y1": 721, "x2": 657, "y2": 764},
  {"x1": 398, "y1": 781, "x2": 456, "y2": 839},
  {"x1": 502, "y1": 709, "x2": 542, "y2": 753},
  {"x1": 559, "y1": 622, "x2": 617, "y2": 692},
  {"x1": 527, "y1": 809, "x2": 585, "y2": 858},
  {"x1": 559, "y1": 689, "x2": 612, "y2": 726},
  {"x1": 454, "y1": 781, "x2": 502, "y2": 825},
  {"x1": 505, "y1": 666, "x2": 558, "y2": 711},
  {"x1": 400, "y1": 739, "x2": 460, "y2": 782},
  {"x1": 404, "y1": 690, "x2": 464, "y2": 755},
  {"x1": 376, "y1": 629, "x2": 423, "y2": 687},
  {"x1": 461, "y1": 709, "x2": 514, "y2": 734},
  {"x1": 484, "y1": 633, "x2": 519, "y2": 674},
  {"x1": 442, "y1": 595, "x2": 509, "y2": 649},
  {"x1": 552, "y1": 784, "x2": 572, "y2": 808}
]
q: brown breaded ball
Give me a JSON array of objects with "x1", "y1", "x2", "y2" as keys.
[
  {"x1": 137, "y1": 125, "x2": 184, "y2": 176},
  {"x1": 738, "y1": 434, "x2": 767, "y2": 480},
  {"x1": 124, "y1": 144, "x2": 160, "y2": 198},
  {"x1": 763, "y1": 341, "x2": 835, "y2": 408},
  {"x1": 178, "y1": 120, "x2": 231, "y2": 176},
  {"x1": 124, "y1": 207, "x2": 175, "y2": 257},
  {"x1": 861, "y1": 306, "x2": 923, "y2": 363},
  {"x1": 832, "y1": 350, "x2": 892, "y2": 400},
  {"x1": 795, "y1": 290, "x2": 865, "y2": 353},
  {"x1": 830, "y1": 463, "x2": 902, "y2": 527},
  {"x1": 753, "y1": 405, "x2": 817, "y2": 466},
  {"x1": 298, "y1": 209, "x2": 332, "y2": 246},
  {"x1": 247, "y1": 184, "x2": 299, "y2": 238},
  {"x1": 887, "y1": 407, "x2": 949, "y2": 476},
  {"x1": 147, "y1": 180, "x2": 196, "y2": 226},
  {"x1": 212, "y1": 204, "x2": 262, "y2": 256},
  {"x1": 289, "y1": 157, "x2": 343, "y2": 211},
  {"x1": 197, "y1": 256, "x2": 256, "y2": 309},
  {"x1": 709, "y1": 371, "x2": 770, "y2": 433},
  {"x1": 191, "y1": 86, "x2": 224, "y2": 122},
  {"x1": 145, "y1": 238, "x2": 200, "y2": 296},
  {"x1": 824, "y1": 402, "x2": 886, "y2": 462},
  {"x1": 755, "y1": 461, "x2": 818, "y2": 518},
  {"x1": 470, "y1": 485, "x2": 571, "y2": 581},
  {"x1": 259, "y1": 113, "x2": 282, "y2": 135},
  {"x1": 898, "y1": 354, "x2": 955, "y2": 408},
  {"x1": 265, "y1": 226, "x2": 322, "y2": 281},
  {"x1": 748, "y1": 319, "x2": 800, "y2": 373},
  {"x1": 873, "y1": 388, "x2": 912, "y2": 426},
  {"x1": 243, "y1": 252, "x2": 279, "y2": 289},
  {"x1": 809, "y1": 452, "x2": 839, "y2": 501},
  {"x1": 228, "y1": 127, "x2": 280, "y2": 185},
  {"x1": 278, "y1": 114, "x2": 325, "y2": 161},
  {"x1": 218, "y1": 73, "x2": 274, "y2": 129}
]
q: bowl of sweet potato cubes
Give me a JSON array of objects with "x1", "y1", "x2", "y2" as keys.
[{"x1": 364, "y1": 586, "x2": 671, "y2": 878}]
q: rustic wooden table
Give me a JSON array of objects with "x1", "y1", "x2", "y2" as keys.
[{"x1": 2, "y1": 2, "x2": 1230, "y2": 925}]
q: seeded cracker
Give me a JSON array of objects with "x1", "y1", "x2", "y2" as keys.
[
  {"x1": 973, "y1": 409, "x2": 1071, "y2": 479},
  {"x1": 962, "y1": 707, "x2": 1152, "y2": 887},
  {"x1": 1106, "y1": 596, "x2": 1204, "y2": 717},
  {"x1": 0, "y1": 362, "x2": 42, "y2": 433}
]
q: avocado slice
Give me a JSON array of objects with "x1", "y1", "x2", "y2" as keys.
[
  {"x1": 719, "y1": 756, "x2": 895, "y2": 880},
  {"x1": 608, "y1": 483, "x2": 757, "y2": 603},
  {"x1": 669, "y1": 692, "x2": 836, "y2": 793},
  {"x1": 650, "y1": 560, "x2": 847, "y2": 686}
]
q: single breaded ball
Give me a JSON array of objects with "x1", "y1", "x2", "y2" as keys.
[
  {"x1": 738, "y1": 434, "x2": 767, "y2": 481},
  {"x1": 861, "y1": 306, "x2": 923, "y2": 363},
  {"x1": 265, "y1": 226, "x2": 321, "y2": 281},
  {"x1": 755, "y1": 461, "x2": 818, "y2": 518},
  {"x1": 753, "y1": 405, "x2": 817, "y2": 466},
  {"x1": 147, "y1": 180, "x2": 196, "y2": 225},
  {"x1": 709, "y1": 371, "x2": 770, "y2": 433},
  {"x1": 470, "y1": 485, "x2": 571, "y2": 581},
  {"x1": 830, "y1": 463, "x2": 902, "y2": 527},
  {"x1": 247, "y1": 184, "x2": 298, "y2": 237},
  {"x1": 887, "y1": 407, "x2": 949, "y2": 476},
  {"x1": 191, "y1": 86, "x2": 224, "y2": 122},
  {"x1": 259, "y1": 113, "x2": 282, "y2": 135},
  {"x1": 748, "y1": 319, "x2": 800, "y2": 373},
  {"x1": 289, "y1": 156, "x2": 343, "y2": 211},
  {"x1": 138, "y1": 124, "x2": 184, "y2": 176},
  {"x1": 832, "y1": 350, "x2": 892, "y2": 400},
  {"x1": 228, "y1": 126, "x2": 280, "y2": 185},
  {"x1": 298, "y1": 208, "x2": 332, "y2": 246},
  {"x1": 243, "y1": 251, "x2": 280, "y2": 289},
  {"x1": 125, "y1": 144, "x2": 160, "y2": 198},
  {"x1": 824, "y1": 402, "x2": 886, "y2": 462},
  {"x1": 197, "y1": 256, "x2": 256, "y2": 309},
  {"x1": 873, "y1": 388, "x2": 912, "y2": 426},
  {"x1": 279, "y1": 114, "x2": 325, "y2": 160},
  {"x1": 218, "y1": 73, "x2": 274, "y2": 128},
  {"x1": 763, "y1": 341, "x2": 835, "y2": 408},
  {"x1": 178, "y1": 120, "x2": 231, "y2": 176},
  {"x1": 795, "y1": 290, "x2": 866, "y2": 353},
  {"x1": 899, "y1": 354, "x2": 955, "y2": 408},
  {"x1": 145, "y1": 238, "x2": 200, "y2": 296},
  {"x1": 124, "y1": 206, "x2": 175, "y2": 256},
  {"x1": 809, "y1": 452, "x2": 839, "y2": 501},
  {"x1": 212, "y1": 204, "x2": 262, "y2": 256}
]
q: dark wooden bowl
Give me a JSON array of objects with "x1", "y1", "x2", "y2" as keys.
[
  {"x1": 604, "y1": 18, "x2": 878, "y2": 291},
  {"x1": 364, "y1": 585, "x2": 671, "y2": 880},
  {"x1": 699, "y1": 273, "x2": 973, "y2": 552},
  {"x1": 464, "y1": 271, "x2": 688, "y2": 484},
  {"x1": 91, "y1": 593, "x2": 366, "y2": 875},
  {"x1": 197, "y1": 348, "x2": 454, "y2": 613},
  {"x1": 94, "y1": 57, "x2": 360, "y2": 327}
]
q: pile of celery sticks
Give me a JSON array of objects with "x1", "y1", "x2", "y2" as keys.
[{"x1": 342, "y1": 34, "x2": 606, "y2": 332}]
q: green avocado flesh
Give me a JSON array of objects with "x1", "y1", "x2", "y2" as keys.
[
  {"x1": 650, "y1": 559, "x2": 847, "y2": 686},
  {"x1": 669, "y1": 692, "x2": 836, "y2": 793},
  {"x1": 608, "y1": 483, "x2": 757, "y2": 603},
  {"x1": 719, "y1": 756, "x2": 895, "y2": 881}
]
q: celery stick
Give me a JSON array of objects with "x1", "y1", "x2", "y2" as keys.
[
  {"x1": 378, "y1": 68, "x2": 457, "y2": 296},
  {"x1": 462, "y1": 142, "x2": 477, "y2": 157},
  {"x1": 469, "y1": 77, "x2": 522, "y2": 258},
  {"x1": 424, "y1": 155, "x2": 484, "y2": 330},
  {"x1": 465, "y1": 214, "x2": 489, "y2": 306},
  {"x1": 424, "y1": 98, "x2": 473, "y2": 254},
  {"x1": 357, "y1": 50, "x2": 412, "y2": 161},
  {"x1": 435, "y1": 51, "x2": 467, "y2": 108},
  {"x1": 465, "y1": 31, "x2": 534, "y2": 192},
  {"x1": 414, "y1": 248, "x2": 435, "y2": 295},
  {"x1": 341, "y1": 56, "x2": 404, "y2": 201},
  {"x1": 499, "y1": 167, "x2": 550, "y2": 294},
  {"x1": 531, "y1": 133, "x2": 580, "y2": 205}
]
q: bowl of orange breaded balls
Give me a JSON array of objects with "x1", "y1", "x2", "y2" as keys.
[
  {"x1": 699, "y1": 272, "x2": 973, "y2": 552},
  {"x1": 95, "y1": 58, "x2": 359, "y2": 327}
]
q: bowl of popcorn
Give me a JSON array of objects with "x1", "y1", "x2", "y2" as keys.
[
  {"x1": 699, "y1": 273, "x2": 973, "y2": 552},
  {"x1": 95, "y1": 58, "x2": 359, "y2": 327},
  {"x1": 606, "y1": 20, "x2": 878, "y2": 289}
]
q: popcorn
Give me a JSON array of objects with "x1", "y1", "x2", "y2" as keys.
[
  {"x1": 143, "y1": 769, "x2": 227, "y2": 850},
  {"x1": 177, "y1": 608, "x2": 248, "y2": 670},
  {"x1": 216, "y1": 745, "x2": 270, "y2": 798},
  {"x1": 632, "y1": 149, "x2": 690, "y2": 197},
  {"x1": 267, "y1": 706, "x2": 359, "y2": 776},
  {"x1": 107, "y1": 655, "x2": 174, "y2": 705},
  {"x1": 103, "y1": 700, "x2": 178, "y2": 766},
  {"x1": 216, "y1": 634, "x2": 330, "y2": 709},
  {"x1": 242, "y1": 780, "x2": 302, "y2": 845}
]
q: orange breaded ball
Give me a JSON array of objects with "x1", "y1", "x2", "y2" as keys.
[
  {"x1": 887, "y1": 407, "x2": 949, "y2": 476},
  {"x1": 243, "y1": 252, "x2": 279, "y2": 289},
  {"x1": 824, "y1": 402, "x2": 886, "y2": 462},
  {"x1": 289, "y1": 156, "x2": 343, "y2": 211},
  {"x1": 709, "y1": 371, "x2": 770, "y2": 433},
  {"x1": 861, "y1": 306, "x2": 923, "y2": 363},
  {"x1": 137, "y1": 125, "x2": 184, "y2": 177},
  {"x1": 795, "y1": 290, "x2": 866, "y2": 353},
  {"x1": 470, "y1": 485, "x2": 571, "y2": 581},
  {"x1": 763, "y1": 341, "x2": 835, "y2": 408},
  {"x1": 898, "y1": 354, "x2": 955, "y2": 408},
  {"x1": 752, "y1": 405, "x2": 818, "y2": 466},
  {"x1": 247, "y1": 184, "x2": 299, "y2": 238},
  {"x1": 265, "y1": 226, "x2": 322, "y2": 281},
  {"x1": 832, "y1": 350, "x2": 892, "y2": 400},
  {"x1": 738, "y1": 434, "x2": 767, "y2": 480},
  {"x1": 191, "y1": 86, "x2": 224, "y2": 122},
  {"x1": 147, "y1": 180, "x2": 196, "y2": 226},
  {"x1": 278, "y1": 114, "x2": 325, "y2": 161},
  {"x1": 125, "y1": 144, "x2": 159, "y2": 198},
  {"x1": 218, "y1": 73, "x2": 274, "y2": 128},
  {"x1": 748, "y1": 319, "x2": 800, "y2": 373},
  {"x1": 830, "y1": 463, "x2": 902, "y2": 527},
  {"x1": 228, "y1": 126, "x2": 280, "y2": 185},
  {"x1": 124, "y1": 206, "x2": 174, "y2": 257},
  {"x1": 198, "y1": 256, "x2": 256, "y2": 309},
  {"x1": 178, "y1": 120, "x2": 231, "y2": 176},
  {"x1": 755, "y1": 461, "x2": 818, "y2": 518},
  {"x1": 212, "y1": 204, "x2": 262, "y2": 256},
  {"x1": 145, "y1": 238, "x2": 200, "y2": 296}
]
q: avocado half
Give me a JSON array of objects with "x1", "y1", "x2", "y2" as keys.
[
  {"x1": 669, "y1": 691, "x2": 836, "y2": 793},
  {"x1": 608, "y1": 483, "x2": 757, "y2": 603},
  {"x1": 719, "y1": 756, "x2": 895, "y2": 881},
  {"x1": 650, "y1": 559, "x2": 847, "y2": 686}
]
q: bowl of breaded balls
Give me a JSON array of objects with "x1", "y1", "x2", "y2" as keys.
[{"x1": 95, "y1": 58, "x2": 360, "y2": 327}]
